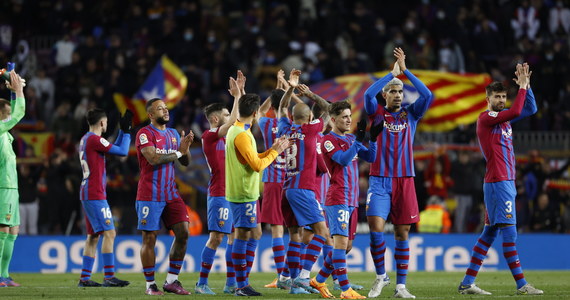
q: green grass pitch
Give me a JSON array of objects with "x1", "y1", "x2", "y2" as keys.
[{"x1": 1, "y1": 271, "x2": 568, "y2": 299}]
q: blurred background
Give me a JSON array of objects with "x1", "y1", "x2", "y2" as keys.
[{"x1": 1, "y1": 0, "x2": 569, "y2": 237}]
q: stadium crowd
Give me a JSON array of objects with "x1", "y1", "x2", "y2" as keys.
[{"x1": 0, "y1": 0, "x2": 569, "y2": 235}]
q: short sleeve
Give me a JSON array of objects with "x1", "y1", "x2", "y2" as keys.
[
  {"x1": 136, "y1": 128, "x2": 155, "y2": 150},
  {"x1": 89, "y1": 135, "x2": 113, "y2": 153},
  {"x1": 321, "y1": 135, "x2": 342, "y2": 158}
]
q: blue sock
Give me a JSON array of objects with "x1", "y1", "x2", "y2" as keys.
[
  {"x1": 370, "y1": 231, "x2": 386, "y2": 275},
  {"x1": 395, "y1": 240, "x2": 409, "y2": 285},
  {"x1": 225, "y1": 243, "x2": 236, "y2": 287},
  {"x1": 316, "y1": 251, "x2": 334, "y2": 283},
  {"x1": 102, "y1": 253, "x2": 115, "y2": 279},
  {"x1": 287, "y1": 241, "x2": 301, "y2": 279},
  {"x1": 246, "y1": 238, "x2": 258, "y2": 277},
  {"x1": 332, "y1": 249, "x2": 350, "y2": 291},
  {"x1": 143, "y1": 265, "x2": 155, "y2": 282},
  {"x1": 501, "y1": 226, "x2": 527, "y2": 289},
  {"x1": 272, "y1": 237, "x2": 286, "y2": 276},
  {"x1": 302, "y1": 235, "x2": 325, "y2": 274},
  {"x1": 232, "y1": 239, "x2": 248, "y2": 288},
  {"x1": 80, "y1": 256, "x2": 95, "y2": 281},
  {"x1": 198, "y1": 246, "x2": 216, "y2": 285},
  {"x1": 462, "y1": 225, "x2": 499, "y2": 285}
]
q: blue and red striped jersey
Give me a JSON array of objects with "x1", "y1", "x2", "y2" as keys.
[
  {"x1": 201, "y1": 127, "x2": 225, "y2": 197},
  {"x1": 278, "y1": 117, "x2": 323, "y2": 192},
  {"x1": 315, "y1": 133, "x2": 330, "y2": 205},
  {"x1": 477, "y1": 88, "x2": 536, "y2": 183},
  {"x1": 79, "y1": 133, "x2": 113, "y2": 201},
  {"x1": 364, "y1": 70, "x2": 433, "y2": 178},
  {"x1": 135, "y1": 124, "x2": 182, "y2": 202},
  {"x1": 258, "y1": 117, "x2": 286, "y2": 183},
  {"x1": 321, "y1": 133, "x2": 360, "y2": 207}
]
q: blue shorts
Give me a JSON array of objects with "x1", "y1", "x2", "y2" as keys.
[
  {"x1": 207, "y1": 195, "x2": 233, "y2": 233},
  {"x1": 82, "y1": 200, "x2": 114, "y2": 234},
  {"x1": 285, "y1": 189, "x2": 325, "y2": 227},
  {"x1": 366, "y1": 176, "x2": 419, "y2": 224},
  {"x1": 230, "y1": 201, "x2": 258, "y2": 228},
  {"x1": 136, "y1": 201, "x2": 166, "y2": 231},
  {"x1": 325, "y1": 204, "x2": 354, "y2": 237},
  {"x1": 483, "y1": 181, "x2": 517, "y2": 225}
]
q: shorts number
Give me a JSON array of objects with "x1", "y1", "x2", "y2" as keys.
[
  {"x1": 285, "y1": 144, "x2": 298, "y2": 170},
  {"x1": 337, "y1": 209, "x2": 349, "y2": 223},
  {"x1": 100, "y1": 207, "x2": 112, "y2": 219},
  {"x1": 142, "y1": 206, "x2": 149, "y2": 218},
  {"x1": 218, "y1": 207, "x2": 229, "y2": 220},
  {"x1": 245, "y1": 203, "x2": 256, "y2": 216},
  {"x1": 505, "y1": 201, "x2": 513, "y2": 213}
]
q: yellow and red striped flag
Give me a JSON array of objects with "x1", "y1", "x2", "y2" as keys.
[
  {"x1": 310, "y1": 70, "x2": 491, "y2": 132},
  {"x1": 114, "y1": 55, "x2": 188, "y2": 125}
]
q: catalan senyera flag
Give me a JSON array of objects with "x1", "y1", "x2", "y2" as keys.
[
  {"x1": 309, "y1": 70, "x2": 492, "y2": 132},
  {"x1": 114, "y1": 55, "x2": 188, "y2": 125}
]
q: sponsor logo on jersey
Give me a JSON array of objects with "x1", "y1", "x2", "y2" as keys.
[
  {"x1": 324, "y1": 140, "x2": 335, "y2": 152},
  {"x1": 384, "y1": 121, "x2": 408, "y2": 133},
  {"x1": 155, "y1": 148, "x2": 177, "y2": 154},
  {"x1": 100, "y1": 138, "x2": 110, "y2": 147}
]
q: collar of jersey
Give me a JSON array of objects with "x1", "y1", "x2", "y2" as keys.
[
  {"x1": 235, "y1": 120, "x2": 251, "y2": 131},
  {"x1": 150, "y1": 123, "x2": 167, "y2": 132}
]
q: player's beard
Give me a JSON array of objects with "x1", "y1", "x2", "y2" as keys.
[
  {"x1": 156, "y1": 116, "x2": 169, "y2": 125},
  {"x1": 491, "y1": 103, "x2": 505, "y2": 111}
]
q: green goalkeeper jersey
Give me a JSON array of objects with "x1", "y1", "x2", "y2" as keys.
[{"x1": 0, "y1": 97, "x2": 25, "y2": 189}]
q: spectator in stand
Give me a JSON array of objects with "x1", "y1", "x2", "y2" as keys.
[
  {"x1": 450, "y1": 151, "x2": 476, "y2": 233},
  {"x1": 417, "y1": 196, "x2": 452, "y2": 234},
  {"x1": 549, "y1": 0, "x2": 570, "y2": 36},
  {"x1": 424, "y1": 149, "x2": 453, "y2": 200},
  {"x1": 531, "y1": 193, "x2": 561, "y2": 232}
]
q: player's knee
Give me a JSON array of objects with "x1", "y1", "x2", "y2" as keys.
[
  {"x1": 142, "y1": 231, "x2": 157, "y2": 245},
  {"x1": 208, "y1": 232, "x2": 224, "y2": 248},
  {"x1": 103, "y1": 229, "x2": 116, "y2": 240},
  {"x1": 87, "y1": 234, "x2": 100, "y2": 245}
]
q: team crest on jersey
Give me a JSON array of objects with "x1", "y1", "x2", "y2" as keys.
[
  {"x1": 139, "y1": 133, "x2": 149, "y2": 145},
  {"x1": 341, "y1": 223, "x2": 347, "y2": 230},
  {"x1": 398, "y1": 111, "x2": 408, "y2": 120},
  {"x1": 219, "y1": 220, "x2": 225, "y2": 228},
  {"x1": 141, "y1": 219, "x2": 147, "y2": 225},
  {"x1": 324, "y1": 140, "x2": 335, "y2": 152},
  {"x1": 488, "y1": 111, "x2": 498, "y2": 117},
  {"x1": 506, "y1": 214, "x2": 512, "y2": 219},
  {"x1": 171, "y1": 137, "x2": 177, "y2": 144},
  {"x1": 100, "y1": 138, "x2": 110, "y2": 147},
  {"x1": 105, "y1": 219, "x2": 111, "y2": 225},
  {"x1": 5, "y1": 214, "x2": 11, "y2": 221},
  {"x1": 250, "y1": 217, "x2": 256, "y2": 223}
]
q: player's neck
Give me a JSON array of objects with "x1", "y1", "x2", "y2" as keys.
[
  {"x1": 151, "y1": 121, "x2": 167, "y2": 131},
  {"x1": 89, "y1": 126, "x2": 102, "y2": 136},
  {"x1": 386, "y1": 106, "x2": 401, "y2": 113},
  {"x1": 238, "y1": 116, "x2": 254, "y2": 125},
  {"x1": 332, "y1": 127, "x2": 345, "y2": 136}
]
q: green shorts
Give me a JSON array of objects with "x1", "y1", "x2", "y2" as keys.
[{"x1": 0, "y1": 188, "x2": 19, "y2": 226}]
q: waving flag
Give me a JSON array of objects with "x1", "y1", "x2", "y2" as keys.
[
  {"x1": 309, "y1": 70, "x2": 491, "y2": 132},
  {"x1": 114, "y1": 55, "x2": 188, "y2": 125}
]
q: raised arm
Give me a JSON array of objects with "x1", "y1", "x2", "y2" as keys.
[
  {"x1": 0, "y1": 71, "x2": 26, "y2": 134},
  {"x1": 395, "y1": 47, "x2": 433, "y2": 119},
  {"x1": 512, "y1": 65, "x2": 537, "y2": 123},
  {"x1": 298, "y1": 84, "x2": 331, "y2": 124},
  {"x1": 479, "y1": 64, "x2": 530, "y2": 126},
  {"x1": 107, "y1": 131, "x2": 131, "y2": 156},
  {"x1": 277, "y1": 69, "x2": 301, "y2": 120},
  {"x1": 364, "y1": 58, "x2": 401, "y2": 115},
  {"x1": 219, "y1": 74, "x2": 243, "y2": 137}
]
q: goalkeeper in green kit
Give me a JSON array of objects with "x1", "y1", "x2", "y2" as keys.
[{"x1": 0, "y1": 69, "x2": 26, "y2": 287}]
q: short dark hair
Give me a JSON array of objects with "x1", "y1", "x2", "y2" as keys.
[
  {"x1": 238, "y1": 94, "x2": 261, "y2": 118},
  {"x1": 86, "y1": 108, "x2": 107, "y2": 125},
  {"x1": 204, "y1": 103, "x2": 227, "y2": 119},
  {"x1": 145, "y1": 98, "x2": 162, "y2": 112},
  {"x1": 485, "y1": 81, "x2": 507, "y2": 97},
  {"x1": 329, "y1": 101, "x2": 351, "y2": 117},
  {"x1": 270, "y1": 89, "x2": 285, "y2": 110}
]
